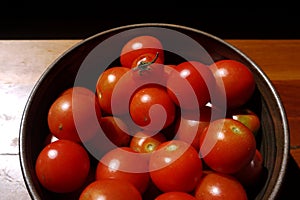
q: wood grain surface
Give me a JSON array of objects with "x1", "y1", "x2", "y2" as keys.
[{"x1": 0, "y1": 39, "x2": 299, "y2": 199}]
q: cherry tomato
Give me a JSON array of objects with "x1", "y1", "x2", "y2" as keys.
[
  {"x1": 99, "y1": 116, "x2": 131, "y2": 147},
  {"x1": 174, "y1": 105, "x2": 212, "y2": 151},
  {"x1": 155, "y1": 191, "x2": 197, "y2": 200},
  {"x1": 35, "y1": 139, "x2": 90, "y2": 193},
  {"x1": 96, "y1": 147, "x2": 150, "y2": 194},
  {"x1": 129, "y1": 84, "x2": 176, "y2": 131},
  {"x1": 228, "y1": 108, "x2": 261, "y2": 136},
  {"x1": 95, "y1": 66, "x2": 130, "y2": 115},
  {"x1": 149, "y1": 140, "x2": 203, "y2": 193},
  {"x1": 130, "y1": 131, "x2": 167, "y2": 153},
  {"x1": 234, "y1": 149, "x2": 264, "y2": 187},
  {"x1": 130, "y1": 52, "x2": 164, "y2": 69},
  {"x1": 199, "y1": 118, "x2": 256, "y2": 174},
  {"x1": 194, "y1": 171, "x2": 248, "y2": 200},
  {"x1": 47, "y1": 87, "x2": 101, "y2": 143},
  {"x1": 120, "y1": 35, "x2": 164, "y2": 68},
  {"x1": 166, "y1": 61, "x2": 216, "y2": 110},
  {"x1": 209, "y1": 59, "x2": 256, "y2": 109},
  {"x1": 79, "y1": 179, "x2": 142, "y2": 200}
]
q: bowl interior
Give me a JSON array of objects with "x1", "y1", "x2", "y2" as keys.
[{"x1": 19, "y1": 23, "x2": 289, "y2": 200}]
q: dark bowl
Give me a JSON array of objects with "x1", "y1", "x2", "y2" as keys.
[{"x1": 19, "y1": 23, "x2": 289, "y2": 200}]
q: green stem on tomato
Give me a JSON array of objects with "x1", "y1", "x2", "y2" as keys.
[{"x1": 132, "y1": 52, "x2": 159, "y2": 75}]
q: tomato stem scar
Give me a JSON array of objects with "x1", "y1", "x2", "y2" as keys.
[{"x1": 132, "y1": 52, "x2": 159, "y2": 75}]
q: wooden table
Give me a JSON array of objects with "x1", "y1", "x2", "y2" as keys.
[{"x1": 0, "y1": 40, "x2": 299, "y2": 199}]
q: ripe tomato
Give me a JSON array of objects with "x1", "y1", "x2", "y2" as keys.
[
  {"x1": 131, "y1": 52, "x2": 164, "y2": 69},
  {"x1": 155, "y1": 191, "x2": 197, "y2": 200},
  {"x1": 228, "y1": 108, "x2": 261, "y2": 136},
  {"x1": 129, "y1": 84, "x2": 176, "y2": 131},
  {"x1": 174, "y1": 105, "x2": 212, "y2": 151},
  {"x1": 149, "y1": 140, "x2": 202, "y2": 193},
  {"x1": 96, "y1": 147, "x2": 150, "y2": 194},
  {"x1": 209, "y1": 59, "x2": 256, "y2": 109},
  {"x1": 194, "y1": 171, "x2": 248, "y2": 200},
  {"x1": 130, "y1": 131, "x2": 167, "y2": 153},
  {"x1": 120, "y1": 35, "x2": 164, "y2": 68},
  {"x1": 79, "y1": 179, "x2": 142, "y2": 200},
  {"x1": 35, "y1": 139, "x2": 90, "y2": 193},
  {"x1": 166, "y1": 61, "x2": 216, "y2": 110},
  {"x1": 99, "y1": 116, "x2": 131, "y2": 147},
  {"x1": 234, "y1": 149, "x2": 264, "y2": 187},
  {"x1": 47, "y1": 87, "x2": 101, "y2": 143},
  {"x1": 199, "y1": 118, "x2": 256, "y2": 174},
  {"x1": 95, "y1": 66, "x2": 130, "y2": 115}
]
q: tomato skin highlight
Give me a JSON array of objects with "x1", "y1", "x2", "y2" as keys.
[
  {"x1": 149, "y1": 140, "x2": 203, "y2": 193},
  {"x1": 35, "y1": 140, "x2": 90, "y2": 193}
]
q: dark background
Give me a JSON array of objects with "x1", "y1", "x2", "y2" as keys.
[{"x1": 0, "y1": 5, "x2": 299, "y2": 39}]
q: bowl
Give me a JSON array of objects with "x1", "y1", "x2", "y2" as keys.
[{"x1": 19, "y1": 23, "x2": 289, "y2": 200}]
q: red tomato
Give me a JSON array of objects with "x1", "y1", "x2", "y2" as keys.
[
  {"x1": 79, "y1": 179, "x2": 142, "y2": 200},
  {"x1": 234, "y1": 149, "x2": 264, "y2": 187},
  {"x1": 209, "y1": 59, "x2": 256, "y2": 109},
  {"x1": 96, "y1": 147, "x2": 150, "y2": 194},
  {"x1": 129, "y1": 84, "x2": 176, "y2": 131},
  {"x1": 166, "y1": 61, "x2": 216, "y2": 110},
  {"x1": 35, "y1": 139, "x2": 90, "y2": 193},
  {"x1": 199, "y1": 118, "x2": 256, "y2": 174},
  {"x1": 131, "y1": 52, "x2": 164, "y2": 69},
  {"x1": 228, "y1": 108, "x2": 261, "y2": 136},
  {"x1": 47, "y1": 87, "x2": 101, "y2": 143},
  {"x1": 174, "y1": 105, "x2": 212, "y2": 151},
  {"x1": 99, "y1": 116, "x2": 131, "y2": 147},
  {"x1": 120, "y1": 35, "x2": 164, "y2": 68},
  {"x1": 95, "y1": 66, "x2": 130, "y2": 115},
  {"x1": 194, "y1": 171, "x2": 248, "y2": 200},
  {"x1": 130, "y1": 131, "x2": 167, "y2": 153},
  {"x1": 149, "y1": 140, "x2": 203, "y2": 193},
  {"x1": 155, "y1": 191, "x2": 197, "y2": 200}
]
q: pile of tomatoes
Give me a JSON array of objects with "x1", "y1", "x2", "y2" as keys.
[{"x1": 35, "y1": 35, "x2": 266, "y2": 200}]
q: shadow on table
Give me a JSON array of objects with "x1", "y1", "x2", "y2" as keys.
[{"x1": 277, "y1": 154, "x2": 300, "y2": 199}]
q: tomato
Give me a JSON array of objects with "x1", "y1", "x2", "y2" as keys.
[
  {"x1": 79, "y1": 179, "x2": 142, "y2": 200},
  {"x1": 174, "y1": 105, "x2": 212, "y2": 151},
  {"x1": 199, "y1": 118, "x2": 256, "y2": 174},
  {"x1": 120, "y1": 35, "x2": 164, "y2": 68},
  {"x1": 155, "y1": 191, "x2": 197, "y2": 200},
  {"x1": 47, "y1": 87, "x2": 101, "y2": 143},
  {"x1": 129, "y1": 84, "x2": 176, "y2": 131},
  {"x1": 234, "y1": 149, "x2": 264, "y2": 187},
  {"x1": 209, "y1": 59, "x2": 256, "y2": 109},
  {"x1": 166, "y1": 61, "x2": 216, "y2": 110},
  {"x1": 131, "y1": 52, "x2": 164, "y2": 69},
  {"x1": 96, "y1": 147, "x2": 150, "y2": 194},
  {"x1": 95, "y1": 66, "x2": 130, "y2": 115},
  {"x1": 194, "y1": 171, "x2": 248, "y2": 200},
  {"x1": 35, "y1": 139, "x2": 90, "y2": 193},
  {"x1": 130, "y1": 130, "x2": 167, "y2": 153},
  {"x1": 149, "y1": 140, "x2": 202, "y2": 193},
  {"x1": 228, "y1": 108, "x2": 261, "y2": 136},
  {"x1": 99, "y1": 116, "x2": 131, "y2": 147}
]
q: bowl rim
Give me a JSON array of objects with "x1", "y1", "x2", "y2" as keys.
[{"x1": 19, "y1": 22, "x2": 290, "y2": 200}]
